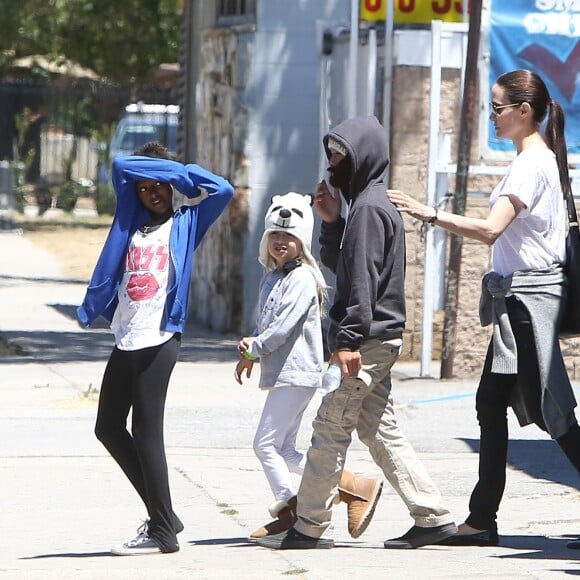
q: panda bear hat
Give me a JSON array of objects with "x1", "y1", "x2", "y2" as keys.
[{"x1": 259, "y1": 192, "x2": 326, "y2": 289}]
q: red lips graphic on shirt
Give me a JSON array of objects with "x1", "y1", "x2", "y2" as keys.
[{"x1": 126, "y1": 273, "x2": 160, "y2": 301}]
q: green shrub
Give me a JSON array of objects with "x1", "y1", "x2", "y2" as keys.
[
  {"x1": 13, "y1": 186, "x2": 27, "y2": 213},
  {"x1": 95, "y1": 182, "x2": 116, "y2": 215},
  {"x1": 10, "y1": 162, "x2": 27, "y2": 214},
  {"x1": 55, "y1": 181, "x2": 82, "y2": 212}
]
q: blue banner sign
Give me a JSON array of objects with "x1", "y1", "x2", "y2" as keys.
[{"x1": 489, "y1": 0, "x2": 580, "y2": 154}]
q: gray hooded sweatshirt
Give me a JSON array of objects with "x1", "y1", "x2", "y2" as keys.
[
  {"x1": 247, "y1": 265, "x2": 324, "y2": 390},
  {"x1": 320, "y1": 116, "x2": 406, "y2": 352}
]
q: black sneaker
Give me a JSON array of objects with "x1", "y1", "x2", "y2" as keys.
[
  {"x1": 256, "y1": 527, "x2": 334, "y2": 550},
  {"x1": 383, "y1": 523, "x2": 457, "y2": 549},
  {"x1": 567, "y1": 539, "x2": 580, "y2": 550}
]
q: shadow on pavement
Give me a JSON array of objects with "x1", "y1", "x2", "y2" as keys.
[
  {"x1": 0, "y1": 328, "x2": 239, "y2": 364},
  {"x1": 0, "y1": 274, "x2": 89, "y2": 286},
  {"x1": 0, "y1": 330, "x2": 113, "y2": 363},
  {"x1": 0, "y1": 303, "x2": 239, "y2": 364},
  {"x1": 189, "y1": 537, "x2": 251, "y2": 546},
  {"x1": 49, "y1": 304, "x2": 109, "y2": 328},
  {"x1": 496, "y1": 535, "x2": 580, "y2": 574},
  {"x1": 21, "y1": 551, "x2": 111, "y2": 559},
  {"x1": 460, "y1": 438, "x2": 580, "y2": 491}
]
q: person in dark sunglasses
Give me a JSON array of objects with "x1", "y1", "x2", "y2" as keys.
[{"x1": 388, "y1": 69, "x2": 580, "y2": 547}]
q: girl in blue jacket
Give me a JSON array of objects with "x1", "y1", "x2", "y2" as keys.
[{"x1": 78, "y1": 142, "x2": 233, "y2": 555}]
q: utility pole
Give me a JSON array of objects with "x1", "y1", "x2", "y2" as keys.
[{"x1": 440, "y1": 0, "x2": 483, "y2": 379}]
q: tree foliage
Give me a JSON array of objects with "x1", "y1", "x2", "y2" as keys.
[{"x1": 0, "y1": 0, "x2": 182, "y2": 85}]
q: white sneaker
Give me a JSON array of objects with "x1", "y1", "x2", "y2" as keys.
[{"x1": 111, "y1": 530, "x2": 161, "y2": 556}]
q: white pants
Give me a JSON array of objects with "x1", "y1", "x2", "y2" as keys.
[{"x1": 253, "y1": 387, "x2": 316, "y2": 503}]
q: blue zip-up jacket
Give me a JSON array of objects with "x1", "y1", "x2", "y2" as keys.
[{"x1": 77, "y1": 155, "x2": 234, "y2": 332}]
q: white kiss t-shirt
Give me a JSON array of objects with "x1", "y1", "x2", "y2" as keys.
[{"x1": 111, "y1": 218, "x2": 175, "y2": 350}]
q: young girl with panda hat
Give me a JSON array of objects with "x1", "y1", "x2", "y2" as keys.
[{"x1": 235, "y1": 192, "x2": 382, "y2": 541}]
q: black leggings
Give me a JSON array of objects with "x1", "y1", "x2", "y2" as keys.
[
  {"x1": 95, "y1": 335, "x2": 181, "y2": 552},
  {"x1": 466, "y1": 297, "x2": 580, "y2": 531}
]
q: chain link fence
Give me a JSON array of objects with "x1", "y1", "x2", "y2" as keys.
[{"x1": 0, "y1": 80, "x2": 178, "y2": 216}]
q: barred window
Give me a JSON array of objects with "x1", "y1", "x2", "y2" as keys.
[{"x1": 217, "y1": 0, "x2": 256, "y2": 25}]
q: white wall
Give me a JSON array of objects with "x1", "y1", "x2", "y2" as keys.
[{"x1": 241, "y1": 0, "x2": 351, "y2": 331}]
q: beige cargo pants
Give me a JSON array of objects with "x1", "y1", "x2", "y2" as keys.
[{"x1": 295, "y1": 338, "x2": 453, "y2": 538}]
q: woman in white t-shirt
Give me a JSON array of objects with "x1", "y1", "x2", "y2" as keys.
[{"x1": 388, "y1": 70, "x2": 580, "y2": 546}]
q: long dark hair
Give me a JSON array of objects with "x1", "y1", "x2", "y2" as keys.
[{"x1": 496, "y1": 69, "x2": 571, "y2": 197}]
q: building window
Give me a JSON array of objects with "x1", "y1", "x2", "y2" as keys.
[{"x1": 217, "y1": 0, "x2": 256, "y2": 25}]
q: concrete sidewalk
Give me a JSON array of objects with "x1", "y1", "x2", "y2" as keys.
[{"x1": 0, "y1": 231, "x2": 578, "y2": 579}]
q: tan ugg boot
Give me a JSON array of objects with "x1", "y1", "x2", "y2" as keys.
[
  {"x1": 338, "y1": 470, "x2": 383, "y2": 538},
  {"x1": 249, "y1": 496, "x2": 298, "y2": 540}
]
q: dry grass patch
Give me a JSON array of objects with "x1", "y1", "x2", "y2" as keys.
[{"x1": 14, "y1": 215, "x2": 111, "y2": 281}]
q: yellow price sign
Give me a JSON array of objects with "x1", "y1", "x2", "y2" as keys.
[{"x1": 361, "y1": 0, "x2": 467, "y2": 24}]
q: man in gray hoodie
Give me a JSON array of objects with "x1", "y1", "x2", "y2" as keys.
[{"x1": 257, "y1": 115, "x2": 456, "y2": 550}]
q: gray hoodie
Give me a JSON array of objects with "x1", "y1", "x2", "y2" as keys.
[
  {"x1": 247, "y1": 265, "x2": 323, "y2": 390},
  {"x1": 320, "y1": 116, "x2": 406, "y2": 352}
]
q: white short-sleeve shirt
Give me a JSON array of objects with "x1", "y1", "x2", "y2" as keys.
[
  {"x1": 490, "y1": 148, "x2": 566, "y2": 277},
  {"x1": 111, "y1": 218, "x2": 175, "y2": 350}
]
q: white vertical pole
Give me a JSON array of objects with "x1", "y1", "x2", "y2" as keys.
[
  {"x1": 434, "y1": 132, "x2": 452, "y2": 309},
  {"x1": 348, "y1": 0, "x2": 359, "y2": 118},
  {"x1": 366, "y1": 27, "x2": 377, "y2": 115},
  {"x1": 382, "y1": 0, "x2": 395, "y2": 179},
  {"x1": 420, "y1": 19, "x2": 443, "y2": 377}
]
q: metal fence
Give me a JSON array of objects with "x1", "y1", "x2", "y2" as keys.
[{"x1": 0, "y1": 79, "x2": 178, "y2": 212}]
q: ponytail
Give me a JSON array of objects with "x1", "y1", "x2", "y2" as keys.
[
  {"x1": 497, "y1": 71, "x2": 571, "y2": 198},
  {"x1": 545, "y1": 98, "x2": 571, "y2": 198}
]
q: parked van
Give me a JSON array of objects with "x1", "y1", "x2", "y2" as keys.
[{"x1": 109, "y1": 103, "x2": 179, "y2": 159}]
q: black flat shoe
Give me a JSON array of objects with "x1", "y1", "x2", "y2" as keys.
[
  {"x1": 256, "y1": 527, "x2": 335, "y2": 550},
  {"x1": 383, "y1": 523, "x2": 457, "y2": 549},
  {"x1": 438, "y1": 527, "x2": 499, "y2": 547}
]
